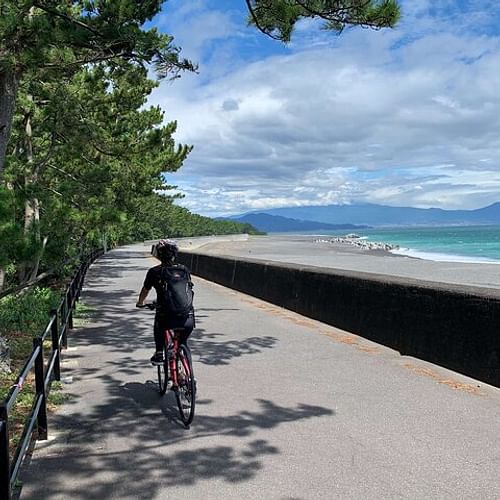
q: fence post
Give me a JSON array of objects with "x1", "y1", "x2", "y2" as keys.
[
  {"x1": 50, "y1": 308, "x2": 61, "y2": 381},
  {"x1": 33, "y1": 338, "x2": 48, "y2": 441},
  {"x1": 62, "y1": 295, "x2": 68, "y2": 349},
  {"x1": 68, "y1": 289, "x2": 74, "y2": 331},
  {"x1": 0, "y1": 405, "x2": 11, "y2": 499},
  {"x1": 75, "y1": 268, "x2": 82, "y2": 301}
]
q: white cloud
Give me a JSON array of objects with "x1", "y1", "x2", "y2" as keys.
[{"x1": 150, "y1": 0, "x2": 500, "y2": 215}]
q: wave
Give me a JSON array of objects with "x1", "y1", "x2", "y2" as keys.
[{"x1": 390, "y1": 247, "x2": 500, "y2": 264}]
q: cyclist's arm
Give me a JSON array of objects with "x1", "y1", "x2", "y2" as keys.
[
  {"x1": 136, "y1": 286, "x2": 150, "y2": 307},
  {"x1": 137, "y1": 269, "x2": 155, "y2": 307}
]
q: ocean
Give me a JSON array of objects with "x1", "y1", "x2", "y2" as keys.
[{"x1": 314, "y1": 225, "x2": 500, "y2": 263}]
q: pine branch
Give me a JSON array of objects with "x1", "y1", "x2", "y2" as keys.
[
  {"x1": 42, "y1": 51, "x2": 135, "y2": 69},
  {"x1": 0, "y1": 270, "x2": 54, "y2": 300},
  {"x1": 245, "y1": 0, "x2": 283, "y2": 41},
  {"x1": 32, "y1": 2, "x2": 103, "y2": 37}
]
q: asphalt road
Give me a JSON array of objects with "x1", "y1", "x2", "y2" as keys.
[{"x1": 20, "y1": 244, "x2": 500, "y2": 499}]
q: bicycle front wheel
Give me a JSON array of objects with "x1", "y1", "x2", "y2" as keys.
[
  {"x1": 174, "y1": 344, "x2": 196, "y2": 426},
  {"x1": 157, "y1": 346, "x2": 169, "y2": 395}
]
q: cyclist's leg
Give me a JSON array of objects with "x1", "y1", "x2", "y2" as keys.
[
  {"x1": 151, "y1": 314, "x2": 167, "y2": 364},
  {"x1": 154, "y1": 314, "x2": 166, "y2": 350},
  {"x1": 177, "y1": 312, "x2": 195, "y2": 386},
  {"x1": 178, "y1": 310, "x2": 195, "y2": 345}
]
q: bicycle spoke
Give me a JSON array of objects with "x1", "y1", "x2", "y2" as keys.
[
  {"x1": 174, "y1": 345, "x2": 195, "y2": 426},
  {"x1": 157, "y1": 345, "x2": 169, "y2": 395}
]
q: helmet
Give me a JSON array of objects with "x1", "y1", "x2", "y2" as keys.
[{"x1": 156, "y1": 239, "x2": 178, "y2": 262}]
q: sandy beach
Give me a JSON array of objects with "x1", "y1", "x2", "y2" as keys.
[{"x1": 192, "y1": 234, "x2": 500, "y2": 291}]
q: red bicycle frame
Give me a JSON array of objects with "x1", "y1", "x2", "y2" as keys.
[{"x1": 164, "y1": 329, "x2": 191, "y2": 387}]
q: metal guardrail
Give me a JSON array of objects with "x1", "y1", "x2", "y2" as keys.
[{"x1": 0, "y1": 249, "x2": 104, "y2": 499}]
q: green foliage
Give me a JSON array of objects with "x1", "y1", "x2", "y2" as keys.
[
  {"x1": 0, "y1": 285, "x2": 57, "y2": 435},
  {"x1": 0, "y1": 1, "x2": 195, "y2": 77},
  {"x1": 247, "y1": 0, "x2": 400, "y2": 41},
  {"x1": 0, "y1": 188, "x2": 22, "y2": 267},
  {"x1": 0, "y1": 0, "x2": 197, "y2": 176},
  {"x1": 1, "y1": 57, "x2": 258, "y2": 289},
  {"x1": 0, "y1": 287, "x2": 58, "y2": 337},
  {"x1": 122, "y1": 193, "x2": 263, "y2": 242},
  {"x1": 3, "y1": 56, "x2": 190, "y2": 277}
]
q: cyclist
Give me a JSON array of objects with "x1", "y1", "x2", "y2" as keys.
[{"x1": 136, "y1": 239, "x2": 195, "y2": 365}]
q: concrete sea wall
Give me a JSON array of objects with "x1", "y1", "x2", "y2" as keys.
[
  {"x1": 145, "y1": 234, "x2": 249, "y2": 251},
  {"x1": 178, "y1": 251, "x2": 500, "y2": 388}
]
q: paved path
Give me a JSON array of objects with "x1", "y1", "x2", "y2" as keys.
[{"x1": 20, "y1": 245, "x2": 500, "y2": 499}]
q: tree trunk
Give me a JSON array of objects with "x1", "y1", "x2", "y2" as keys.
[
  {"x1": 24, "y1": 180, "x2": 40, "y2": 232},
  {"x1": 0, "y1": 335, "x2": 10, "y2": 374},
  {"x1": 25, "y1": 106, "x2": 40, "y2": 239},
  {"x1": 19, "y1": 111, "x2": 42, "y2": 283},
  {"x1": 29, "y1": 236, "x2": 48, "y2": 282},
  {"x1": 18, "y1": 197, "x2": 41, "y2": 284},
  {"x1": 0, "y1": 69, "x2": 18, "y2": 177}
]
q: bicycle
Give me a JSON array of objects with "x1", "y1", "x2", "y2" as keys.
[{"x1": 138, "y1": 303, "x2": 196, "y2": 427}]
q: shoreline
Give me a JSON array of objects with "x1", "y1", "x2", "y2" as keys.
[
  {"x1": 296, "y1": 234, "x2": 500, "y2": 265},
  {"x1": 288, "y1": 227, "x2": 500, "y2": 265},
  {"x1": 313, "y1": 234, "x2": 500, "y2": 265},
  {"x1": 193, "y1": 234, "x2": 500, "y2": 290},
  {"x1": 390, "y1": 247, "x2": 500, "y2": 264}
]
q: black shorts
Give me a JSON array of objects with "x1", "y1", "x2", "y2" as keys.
[{"x1": 154, "y1": 310, "x2": 195, "y2": 344}]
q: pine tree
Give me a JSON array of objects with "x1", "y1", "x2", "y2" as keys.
[{"x1": 0, "y1": 0, "x2": 195, "y2": 175}]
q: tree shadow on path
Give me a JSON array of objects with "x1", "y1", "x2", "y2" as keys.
[{"x1": 21, "y1": 384, "x2": 334, "y2": 499}]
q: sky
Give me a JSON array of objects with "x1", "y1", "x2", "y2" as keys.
[{"x1": 148, "y1": 0, "x2": 500, "y2": 216}]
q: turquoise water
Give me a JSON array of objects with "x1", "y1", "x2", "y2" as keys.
[{"x1": 314, "y1": 225, "x2": 500, "y2": 263}]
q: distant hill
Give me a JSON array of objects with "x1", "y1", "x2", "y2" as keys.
[
  {"x1": 232, "y1": 202, "x2": 500, "y2": 227},
  {"x1": 227, "y1": 213, "x2": 370, "y2": 232}
]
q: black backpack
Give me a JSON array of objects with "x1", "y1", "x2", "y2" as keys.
[{"x1": 160, "y1": 265, "x2": 194, "y2": 317}]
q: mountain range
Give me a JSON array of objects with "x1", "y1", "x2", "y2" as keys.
[
  {"x1": 228, "y1": 213, "x2": 369, "y2": 232},
  {"x1": 228, "y1": 202, "x2": 500, "y2": 232}
]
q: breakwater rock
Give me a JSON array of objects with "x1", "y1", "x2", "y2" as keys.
[{"x1": 314, "y1": 235, "x2": 399, "y2": 252}]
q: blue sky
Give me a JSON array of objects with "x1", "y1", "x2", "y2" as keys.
[{"x1": 148, "y1": 0, "x2": 500, "y2": 216}]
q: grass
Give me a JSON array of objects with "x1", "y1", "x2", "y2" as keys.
[
  {"x1": 0, "y1": 287, "x2": 66, "y2": 462},
  {"x1": 47, "y1": 381, "x2": 72, "y2": 407},
  {"x1": 73, "y1": 301, "x2": 95, "y2": 327},
  {"x1": 8, "y1": 379, "x2": 35, "y2": 454}
]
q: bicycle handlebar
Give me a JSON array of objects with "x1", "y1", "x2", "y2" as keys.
[{"x1": 136, "y1": 302, "x2": 156, "y2": 310}]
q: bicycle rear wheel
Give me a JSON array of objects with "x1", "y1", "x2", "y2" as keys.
[
  {"x1": 174, "y1": 344, "x2": 196, "y2": 426},
  {"x1": 157, "y1": 346, "x2": 169, "y2": 395}
]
